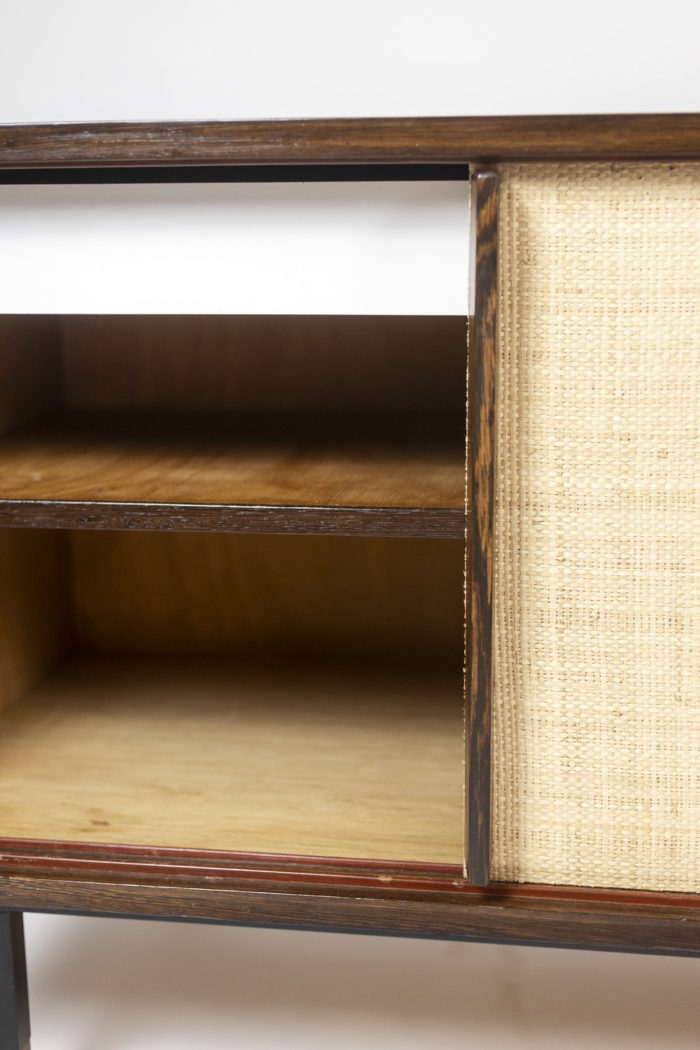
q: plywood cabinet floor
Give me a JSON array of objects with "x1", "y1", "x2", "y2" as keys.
[{"x1": 0, "y1": 655, "x2": 464, "y2": 863}]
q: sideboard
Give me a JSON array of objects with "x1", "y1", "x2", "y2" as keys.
[{"x1": 0, "y1": 114, "x2": 698, "y2": 1049}]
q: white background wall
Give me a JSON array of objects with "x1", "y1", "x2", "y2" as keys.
[
  {"x1": 24, "y1": 915, "x2": 700, "y2": 1050},
  {"x1": 1, "y1": 0, "x2": 699, "y2": 121},
  {"x1": 0, "y1": 181, "x2": 470, "y2": 315},
  {"x1": 3, "y1": 1, "x2": 700, "y2": 1047}
]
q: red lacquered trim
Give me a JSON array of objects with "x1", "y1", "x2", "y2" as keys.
[{"x1": 0, "y1": 837, "x2": 697, "y2": 907}]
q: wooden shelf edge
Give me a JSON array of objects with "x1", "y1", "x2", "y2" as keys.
[{"x1": 0, "y1": 500, "x2": 464, "y2": 538}]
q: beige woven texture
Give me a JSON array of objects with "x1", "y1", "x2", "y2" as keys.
[{"x1": 491, "y1": 162, "x2": 700, "y2": 892}]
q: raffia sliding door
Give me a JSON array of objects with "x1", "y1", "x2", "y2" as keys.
[{"x1": 491, "y1": 163, "x2": 700, "y2": 893}]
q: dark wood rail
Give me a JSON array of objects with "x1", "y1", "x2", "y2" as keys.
[
  {"x1": 465, "y1": 170, "x2": 498, "y2": 886},
  {"x1": 0, "y1": 114, "x2": 699, "y2": 169}
]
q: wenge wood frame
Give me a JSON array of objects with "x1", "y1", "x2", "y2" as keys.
[
  {"x1": 0, "y1": 910, "x2": 29, "y2": 1050},
  {"x1": 1, "y1": 114, "x2": 700, "y2": 167},
  {"x1": 0, "y1": 501, "x2": 463, "y2": 539},
  {"x1": 0, "y1": 840, "x2": 698, "y2": 955},
  {"x1": 0, "y1": 116, "x2": 699, "y2": 958},
  {"x1": 465, "y1": 170, "x2": 498, "y2": 887}
]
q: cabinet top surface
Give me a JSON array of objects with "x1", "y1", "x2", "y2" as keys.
[{"x1": 0, "y1": 114, "x2": 699, "y2": 168}]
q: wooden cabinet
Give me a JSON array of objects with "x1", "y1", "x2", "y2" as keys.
[{"x1": 0, "y1": 113, "x2": 698, "y2": 1048}]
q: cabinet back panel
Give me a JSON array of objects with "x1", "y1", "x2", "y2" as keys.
[
  {"x1": 60, "y1": 315, "x2": 466, "y2": 415},
  {"x1": 0, "y1": 529, "x2": 69, "y2": 713},
  {"x1": 0, "y1": 316, "x2": 61, "y2": 435},
  {"x1": 491, "y1": 162, "x2": 700, "y2": 893},
  {"x1": 69, "y1": 532, "x2": 464, "y2": 663}
]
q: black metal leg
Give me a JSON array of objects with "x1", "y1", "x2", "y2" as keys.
[{"x1": 0, "y1": 912, "x2": 30, "y2": 1050}]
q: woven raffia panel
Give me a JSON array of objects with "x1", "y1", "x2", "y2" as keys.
[{"x1": 491, "y1": 162, "x2": 700, "y2": 892}]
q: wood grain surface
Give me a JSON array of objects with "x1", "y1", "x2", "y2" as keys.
[
  {"x1": 0, "y1": 873, "x2": 698, "y2": 956},
  {"x1": 0, "y1": 530, "x2": 67, "y2": 716},
  {"x1": 465, "y1": 171, "x2": 498, "y2": 887},
  {"x1": 60, "y1": 315, "x2": 466, "y2": 415},
  {"x1": 0, "y1": 655, "x2": 464, "y2": 863},
  {"x1": 0, "y1": 315, "x2": 60, "y2": 436},
  {"x1": 0, "y1": 412, "x2": 464, "y2": 524},
  {"x1": 68, "y1": 531, "x2": 463, "y2": 662},
  {"x1": 0, "y1": 910, "x2": 30, "y2": 1050},
  {"x1": 0, "y1": 500, "x2": 464, "y2": 539},
  {"x1": 0, "y1": 315, "x2": 466, "y2": 535},
  {"x1": 0, "y1": 115, "x2": 699, "y2": 168}
]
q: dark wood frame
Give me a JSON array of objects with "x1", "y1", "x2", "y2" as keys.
[
  {"x1": 0, "y1": 839, "x2": 698, "y2": 955},
  {"x1": 0, "y1": 911, "x2": 30, "y2": 1050},
  {"x1": 465, "y1": 170, "x2": 499, "y2": 886},
  {"x1": 0, "y1": 116, "x2": 698, "y2": 965},
  {"x1": 1, "y1": 114, "x2": 700, "y2": 167},
  {"x1": 0, "y1": 500, "x2": 463, "y2": 540}
]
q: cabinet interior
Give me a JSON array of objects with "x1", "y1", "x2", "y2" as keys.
[
  {"x1": 0, "y1": 315, "x2": 466, "y2": 517},
  {"x1": 0, "y1": 314, "x2": 467, "y2": 866}
]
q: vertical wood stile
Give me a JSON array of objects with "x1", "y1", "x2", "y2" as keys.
[
  {"x1": 465, "y1": 169, "x2": 499, "y2": 886},
  {"x1": 0, "y1": 911, "x2": 30, "y2": 1050}
]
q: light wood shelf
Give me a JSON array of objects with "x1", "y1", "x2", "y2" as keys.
[
  {"x1": 0, "y1": 411, "x2": 465, "y2": 537},
  {"x1": 0, "y1": 655, "x2": 464, "y2": 864}
]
